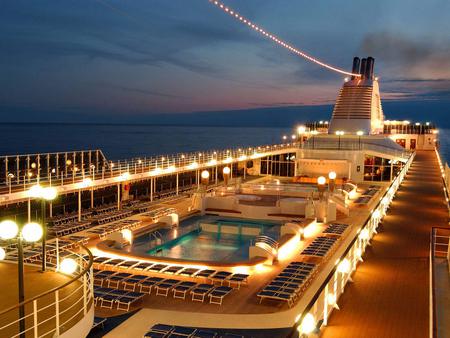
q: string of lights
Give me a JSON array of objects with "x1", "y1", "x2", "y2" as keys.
[{"x1": 209, "y1": 0, "x2": 360, "y2": 78}]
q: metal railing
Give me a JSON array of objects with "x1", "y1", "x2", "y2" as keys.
[
  {"x1": 0, "y1": 243, "x2": 94, "y2": 338},
  {"x1": 1, "y1": 142, "x2": 299, "y2": 199},
  {"x1": 287, "y1": 150, "x2": 415, "y2": 337},
  {"x1": 429, "y1": 227, "x2": 450, "y2": 338},
  {"x1": 302, "y1": 136, "x2": 410, "y2": 159}
]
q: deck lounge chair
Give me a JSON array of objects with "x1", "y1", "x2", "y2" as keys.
[
  {"x1": 178, "y1": 268, "x2": 200, "y2": 277},
  {"x1": 208, "y1": 286, "x2": 233, "y2": 305},
  {"x1": 172, "y1": 281, "x2": 197, "y2": 299},
  {"x1": 257, "y1": 289, "x2": 295, "y2": 307},
  {"x1": 193, "y1": 330, "x2": 217, "y2": 338},
  {"x1": 91, "y1": 316, "x2": 106, "y2": 330},
  {"x1": 148, "y1": 264, "x2": 168, "y2": 273},
  {"x1": 100, "y1": 289, "x2": 128, "y2": 309},
  {"x1": 133, "y1": 262, "x2": 155, "y2": 271},
  {"x1": 155, "y1": 279, "x2": 180, "y2": 297},
  {"x1": 210, "y1": 271, "x2": 233, "y2": 285},
  {"x1": 227, "y1": 274, "x2": 249, "y2": 289},
  {"x1": 191, "y1": 284, "x2": 214, "y2": 302},
  {"x1": 145, "y1": 324, "x2": 173, "y2": 337},
  {"x1": 115, "y1": 291, "x2": 145, "y2": 311},
  {"x1": 171, "y1": 326, "x2": 197, "y2": 337},
  {"x1": 139, "y1": 277, "x2": 165, "y2": 294},
  {"x1": 106, "y1": 273, "x2": 133, "y2": 288},
  {"x1": 195, "y1": 269, "x2": 216, "y2": 279},
  {"x1": 122, "y1": 275, "x2": 149, "y2": 291}
]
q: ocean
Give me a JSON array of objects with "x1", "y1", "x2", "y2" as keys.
[{"x1": 1, "y1": 123, "x2": 450, "y2": 163}]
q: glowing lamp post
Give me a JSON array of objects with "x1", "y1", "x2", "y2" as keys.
[
  {"x1": 223, "y1": 166, "x2": 231, "y2": 187},
  {"x1": 0, "y1": 220, "x2": 43, "y2": 338},
  {"x1": 357, "y1": 130, "x2": 364, "y2": 149},
  {"x1": 297, "y1": 125, "x2": 306, "y2": 148},
  {"x1": 27, "y1": 185, "x2": 58, "y2": 272},
  {"x1": 201, "y1": 170, "x2": 210, "y2": 186},
  {"x1": 328, "y1": 171, "x2": 336, "y2": 194},
  {"x1": 335, "y1": 131, "x2": 344, "y2": 149},
  {"x1": 317, "y1": 176, "x2": 326, "y2": 200},
  {"x1": 59, "y1": 257, "x2": 78, "y2": 275}
]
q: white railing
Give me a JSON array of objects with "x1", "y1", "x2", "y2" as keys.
[
  {"x1": 0, "y1": 244, "x2": 94, "y2": 338},
  {"x1": 287, "y1": 150, "x2": 415, "y2": 337}
]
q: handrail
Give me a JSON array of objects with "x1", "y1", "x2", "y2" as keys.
[
  {"x1": 254, "y1": 235, "x2": 279, "y2": 250},
  {"x1": 430, "y1": 226, "x2": 450, "y2": 338},
  {"x1": 287, "y1": 150, "x2": 415, "y2": 337},
  {"x1": 0, "y1": 242, "x2": 93, "y2": 316}
]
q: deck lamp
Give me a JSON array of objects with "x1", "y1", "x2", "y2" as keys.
[
  {"x1": 59, "y1": 258, "x2": 78, "y2": 275},
  {"x1": 201, "y1": 170, "x2": 210, "y2": 186},
  {"x1": 337, "y1": 258, "x2": 351, "y2": 274},
  {"x1": 298, "y1": 313, "x2": 316, "y2": 335},
  {"x1": 27, "y1": 186, "x2": 59, "y2": 272},
  {"x1": 328, "y1": 171, "x2": 336, "y2": 194},
  {"x1": 0, "y1": 220, "x2": 43, "y2": 337},
  {"x1": 359, "y1": 228, "x2": 370, "y2": 241},
  {"x1": 317, "y1": 176, "x2": 326, "y2": 200},
  {"x1": 223, "y1": 166, "x2": 231, "y2": 187}
]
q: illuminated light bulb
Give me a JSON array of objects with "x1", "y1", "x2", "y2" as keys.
[
  {"x1": 356, "y1": 248, "x2": 363, "y2": 259},
  {"x1": 22, "y1": 222, "x2": 43, "y2": 242},
  {"x1": 0, "y1": 220, "x2": 19, "y2": 240},
  {"x1": 327, "y1": 293, "x2": 337, "y2": 306},
  {"x1": 60, "y1": 258, "x2": 78, "y2": 275},
  {"x1": 357, "y1": 130, "x2": 364, "y2": 136},
  {"x1": 41, "y1": 187, "x2": 58, "y2": 201},
  {"x1": 317, "y1": 176, "x2": 326, "y2": 185},
  {"x1": 0, "y1": 247, "x2": 5, "y2": 260},
  {"x1": 337, "y1": 258, "x2": 351, "y2": 274},
  {"x1": 297, "y1": 126, "x2": 306, "y2": 134},
  {"x1": 28, "y1": 184, "x2": 43, "y2": 198},
  {"x1": 328, "y1": 171, "x2": 336, "y2": 180},
  {"x1": 359, "y1": 229, "x2": 370, "y2": 240},
  {"x1": 372, "y1": 209, "x2": 381, "y2": 218},
  {"x1": 201, "y1": 170, "x2": 210, "y2": 179},
  {"x1": 223, "y1": 166, "x2": 231, "y2": 175},
  {"x1": 298, "y1": 313, "x2": 316, "y2": 334}
]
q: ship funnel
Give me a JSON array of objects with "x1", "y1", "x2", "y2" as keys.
[
  {"x1": 360, "y1": 58, "x2": 367, "y2": 79},
  {"x1": 351, "y1": 57, "x2": 360, "y2": 80},
  {"x1": 366, "y1": 57, "x2": 375, "y2": 80}
]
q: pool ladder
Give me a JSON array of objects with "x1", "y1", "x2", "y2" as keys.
[
  {"x1": 150, "y1": 231, "x2": 163, "y2": 247},
  {"x1": 253, "y1": 235, "x2": 279, "y2": 259}
]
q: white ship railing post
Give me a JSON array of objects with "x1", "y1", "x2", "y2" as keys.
[
  {"x1": 55, "y1": 290, "x2": 60, "y2": 336},
  {"x1": 33, "y1": 300, "x2": 38, "y2": 337}
]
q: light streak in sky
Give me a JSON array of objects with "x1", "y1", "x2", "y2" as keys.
[{"x1": 209, "y1": 0, "x2": 361, "y2": 78}]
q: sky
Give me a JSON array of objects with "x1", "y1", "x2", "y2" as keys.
[{"x1": 1, "y1": 0, "x2": 450, "y2": 123}]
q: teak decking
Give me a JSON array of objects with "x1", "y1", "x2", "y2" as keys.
[{"x1": 322, "y1": 151, "x2": 449, "y2": 338}]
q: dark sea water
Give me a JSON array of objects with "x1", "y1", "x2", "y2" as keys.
[
  {"x1": 1, "y1": 123, "x2": 450, "y2": 163},
  {"x1": 0, "y1": 124, "x2": 292, "y2": 160}
]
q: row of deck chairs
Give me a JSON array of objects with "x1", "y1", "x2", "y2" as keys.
[
  {"x1": 323, "y1": 223, "x2": 349, "y2": 236},
  {"x1": 257, "y1": 262, "x2": 316, "y2": 307},
  {"x1": 90, "y1": 209, "x2": 134, "y2": 225},
  {"x1": 94, "y1": 270, "x2": 234, "y2": 305},
  {"x1": 93, "y1": 257, "x2": 249, "y2": 288},
  {"x1": 48, "y1": 221, "x2": 92, "y2": 237},
  {"x1": 87, "y1": 219, "x2": 141, "y2": 238},
  {"x1": 49, "y1": 210, "x2": 93, "y2": 226},
  {"x1": 301, "y1": 236, "x2": 337, "y2": 257},
  {"x1": 144, "y1": 324, "x2": 245, "y2": 338},
  {"x1": 94, "y1": 286, "x2": 145, "y2": 311}
]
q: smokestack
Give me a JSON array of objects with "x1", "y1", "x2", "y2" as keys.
[
  {"x1": 360, "y1": 58, "x2": 367, "y2": 79},
  {"x1": 351, "y1": 57, "x2": 360, "y2": 80},
  {"x1": 366, "y1": 56, "x2": 375, "y2": 80}
]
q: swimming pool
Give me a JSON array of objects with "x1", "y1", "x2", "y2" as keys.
[{"x1": 129, "y1": 215, "x2": 281, "y2": 263}]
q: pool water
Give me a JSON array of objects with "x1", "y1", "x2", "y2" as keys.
[
  {"x1": 147, "y1": 230, "x2": 255, "y2": 262},
  {"x1": 130, "y1": 215, "x2": 281, "y2": 262}
]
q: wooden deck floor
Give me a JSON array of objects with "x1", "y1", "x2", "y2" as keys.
[{"x1": 321, "y1": 151, "x2": 449, "y2": 338}]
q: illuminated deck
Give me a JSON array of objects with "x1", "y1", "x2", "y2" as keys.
[{"x1": 321, "y1": 151, "x2": 449, "y2": 338}]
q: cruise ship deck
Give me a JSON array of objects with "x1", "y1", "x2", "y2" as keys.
[{"x1": 322, "y1": 151, "x2": 449, "y2": 338}]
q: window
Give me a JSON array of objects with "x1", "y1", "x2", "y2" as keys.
[{"x1": 260, "y1": 152, "x2": 295, "y2": 177}]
